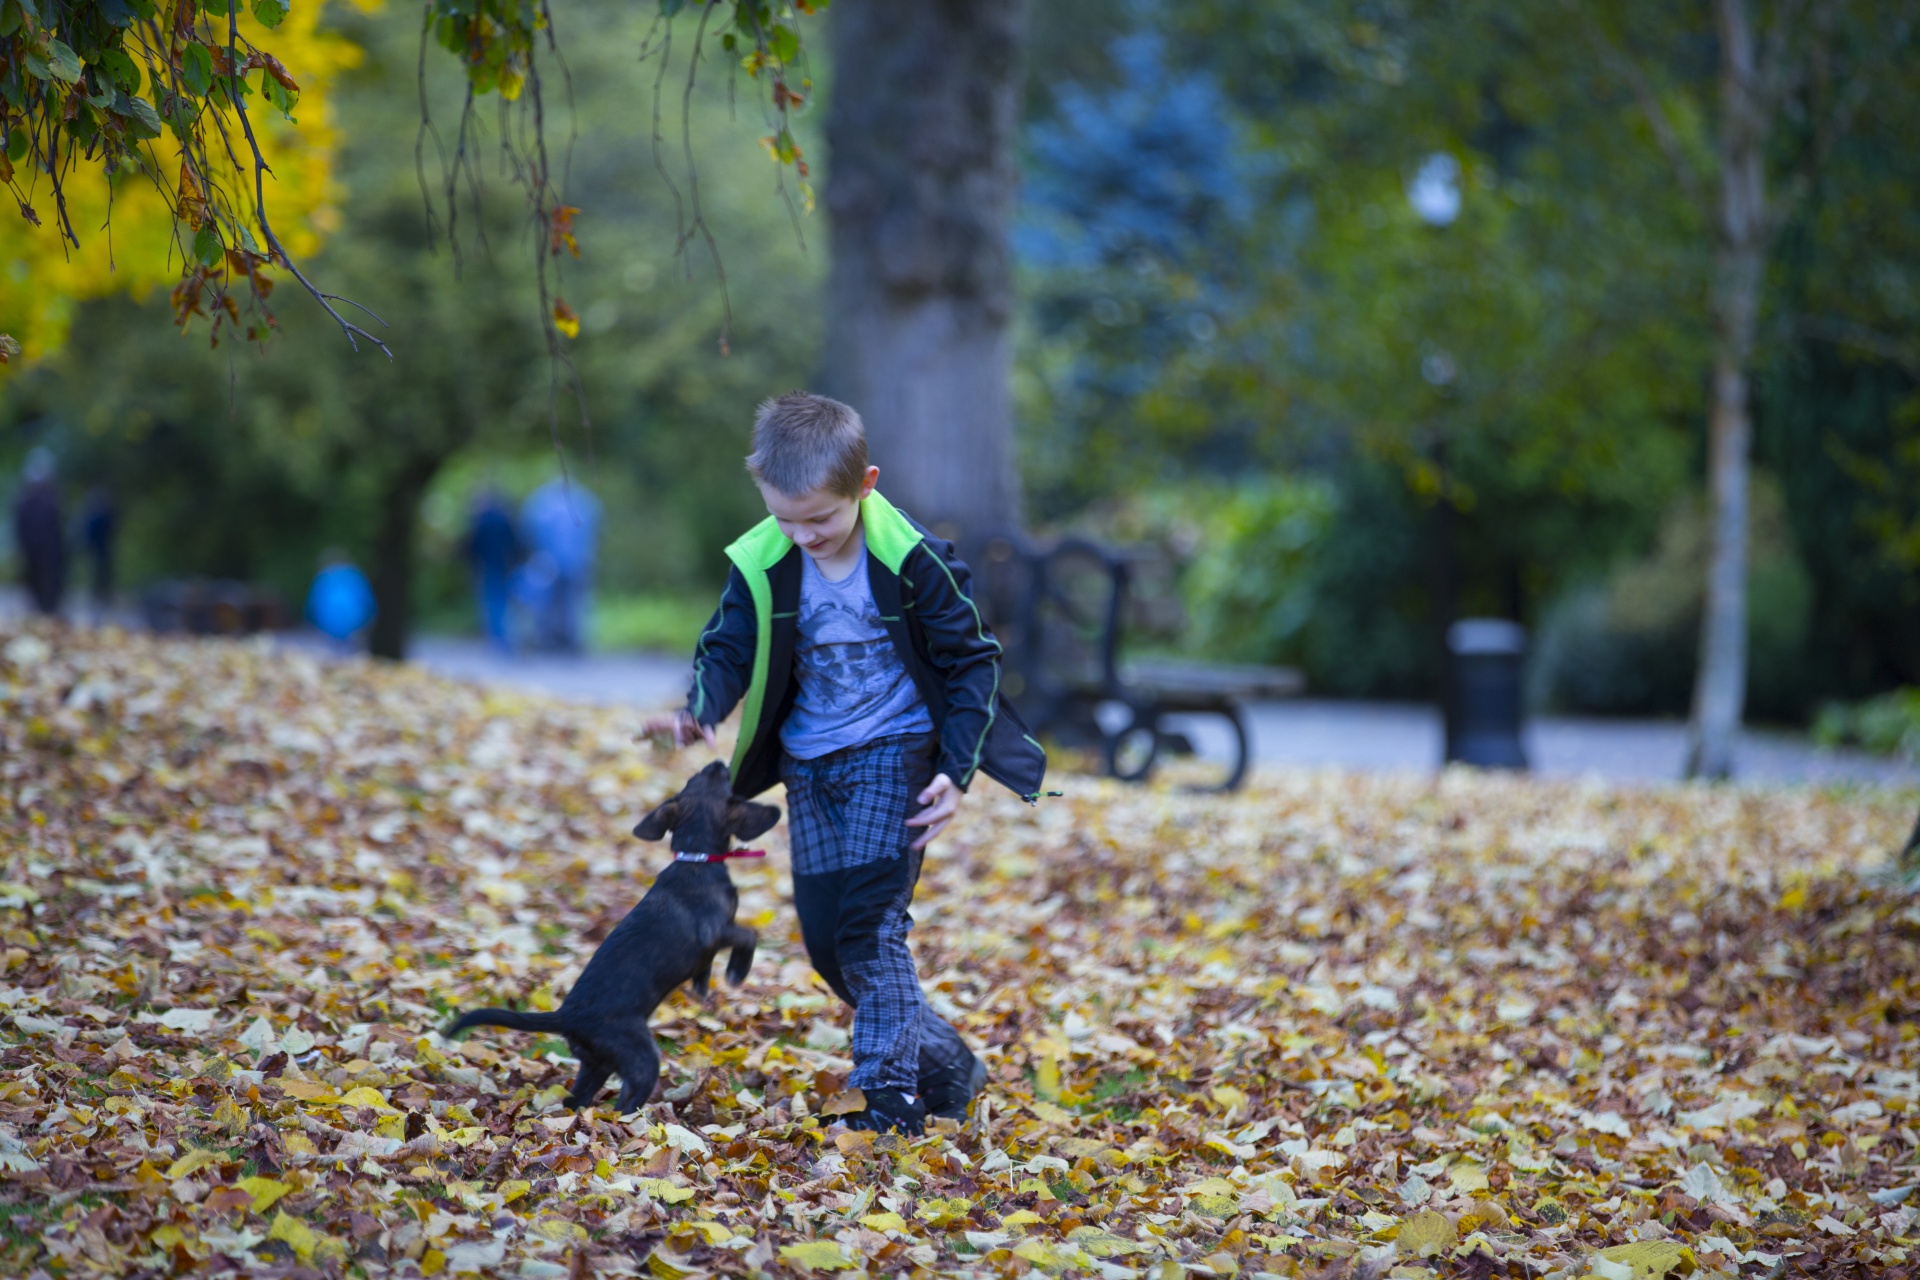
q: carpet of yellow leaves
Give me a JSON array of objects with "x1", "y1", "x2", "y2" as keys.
[{"x1": 2, "y1": 622, "x2": 1919, "y2": 1280}]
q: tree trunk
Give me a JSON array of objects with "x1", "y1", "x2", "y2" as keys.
[
  {"x1": 1430, "y1": 442, "x2": 1461, "y2": 760},
  {"x1": 1685, "y1": 0, "x2": 1768, "y2": 779},
  {"x1": 368, "y1": 455, "x2": 444, "y2": 661},
  {"x1": 824, "y1": 0, "x2": 1029, "y2": 541}
]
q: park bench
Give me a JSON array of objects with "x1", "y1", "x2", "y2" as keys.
[
  {"x1": 141, "y1": 579, "x2": 288, "y2": 636},
  {"x1": 979, "y1": 535, "x2": 1301, "y2": 792}
]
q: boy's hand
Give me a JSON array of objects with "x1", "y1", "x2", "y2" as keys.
[
  {"x1": 638, "y1": 709, "x2": 717, "y2": 751},
  {"x1": 906, "y1": 773, "x2": 962, "y2": 850}
]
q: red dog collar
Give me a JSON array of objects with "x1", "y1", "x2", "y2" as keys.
[{"x1": 673, "y1": 849, "x2": 768, "y2": 863}]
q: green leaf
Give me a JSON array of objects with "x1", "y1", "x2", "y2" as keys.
[
  {"x1": 181, "y1": 42, "x2": 213, "y2": 97},
  {"x1": 263, "y1": 74, "x2": 297, "y2": 119},
  {"x1": 767, "y1": 22, "x2": 798, "y2": 63},
  {"x1": 659, "y1": 0, "x2": 684, "y2": 15},
  {"x1": 122, "y1": 94, "x2": 164, "y2": 139},
  {"x1": 97, "y1": 46, "x2": 142, "y2": 94},
  {"x1": 0, "y1": 1, "x2": 23, "y2": 38},
  {"x1": 251, "y1": 0, "x2": 288, "y2": 29},
  {"x1": 43, "y1": 39, "x2": 86, "y2": 84},
  {"x1": 193, "y1": 225, "x2": 224, "y2": 269},
  {"x1": 6, "y1": 130, "x2": 27, "y2": 165}
]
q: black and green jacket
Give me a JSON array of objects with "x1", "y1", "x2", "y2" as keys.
[{"x1": 686, "y1": 492, "x2": 1047, "y2": 801}]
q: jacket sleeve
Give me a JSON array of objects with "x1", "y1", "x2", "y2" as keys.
[
  {"x1": 906, "y1": 538, "x2": 1004, "y2": 790},
  {"x1": 687, "y1": 566, "x2": 757, "y2": 729}
]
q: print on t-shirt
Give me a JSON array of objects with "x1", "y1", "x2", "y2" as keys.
[{"x1": 781, "y1": 543, "x2": 932, "y2": 760}]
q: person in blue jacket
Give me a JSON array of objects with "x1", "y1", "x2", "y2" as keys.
[
  {"x1": 464, "y1": 488, "x2": 523, "y2": 652},
  {"x1": 519, "y1": 478, "x2": 599, "y2": 653},
  {"x1": 643, "y1": 392, "x2": 1045, "y2": 1135},
  {"x1": 305, "y1": 551, "x2": 376, "y2": 653}
]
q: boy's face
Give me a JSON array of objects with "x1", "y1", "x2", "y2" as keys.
[{"x1": 759, "y1": 465, "x2": 880, "y2": 563}]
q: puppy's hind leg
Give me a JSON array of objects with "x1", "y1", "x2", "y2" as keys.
[
  {"x1": 611, "y1": 1026, "x2": 661, "y2": 1115},
  {"x1": 723, "y1": 924, "x2": 757, "y2": 987},
  {"x1": 566, "y1": 1045, "x2": 615, "y2": 1111}
]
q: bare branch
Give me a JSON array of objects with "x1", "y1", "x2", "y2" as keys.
[
  {"x1": 679, "y1": 0, "x2": 733, "y2": 353},
  {"x1": 1800, "y1": 314, "x2": 1920, "y2": 380},
  {"x1": 1769, "y1": 0, "x2": 1895, "y2": 232},
  {"x1": 416, "y1": 1, "x2": 451, "y2": 252},
  {"x1": 226, "y1": 1, "x2": 391, "y2": 356},
  {"x1": 1565, "y1": 0, "x2": 1711, "y2": 220}
]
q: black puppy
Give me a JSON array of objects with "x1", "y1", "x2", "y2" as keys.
[{"x1": 443, "y1": 761, "x2": 779, "y2": 1112}]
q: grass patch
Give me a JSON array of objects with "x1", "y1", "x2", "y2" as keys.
[
  {"x1": 590, "y1": 593, "x2": 713, "y2": 654},
  {"x1": 1089, "y1": 1068, "x2": 1147, "y2": 1103}
]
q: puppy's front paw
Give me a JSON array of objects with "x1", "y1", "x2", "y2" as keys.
[{"x1": 725, "y1": 928, "x2": 757, "y2": 986}]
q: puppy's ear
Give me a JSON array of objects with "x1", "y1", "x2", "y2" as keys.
[
  {"x1": 726, "y1": 800, "x2": 781, "y2": 842},
  {"x1": 632, "y1": 798, "x2": 680, "y2": 842}
]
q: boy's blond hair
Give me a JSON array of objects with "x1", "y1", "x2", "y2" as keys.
[{"x1": 746, "y1": 392, "x2": 869, "y2": 499}]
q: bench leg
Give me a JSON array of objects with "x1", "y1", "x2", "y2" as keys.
[
  {"x1": 1223, "y1": 704, "x2": 1251, "y2": 792},
  {"x1": 1162, "y1": 703, "x2": 1251, "y2": 794},
  {"x1": 1104, "y1": 707, "x2": 1159, "y2": 783}
]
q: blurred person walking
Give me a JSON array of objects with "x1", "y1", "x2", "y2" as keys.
[
  {"x1": 518, "y1": 478, "x2": 599, "y2": 653},
  {"x1": 305, "y1": 550, "x2": 377, "y2": 655},
  {"x1": 464, "y1": 487, "x2": 523, "y2": 653},
  {"x1": 12, "y1": 447, "x2": 65, "y2": 617},
  {"x1": 77, "y1": 486, "x2": 117, "y2": 619}
]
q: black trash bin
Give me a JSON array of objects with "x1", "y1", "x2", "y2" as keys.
[{"x1": 1445, "y1": 618, "x2": 1528, "y2": 769}]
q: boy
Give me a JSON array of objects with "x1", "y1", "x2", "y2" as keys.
[{"x1": 642, "y1": 392, "x2": 1045, "y2": 1134}]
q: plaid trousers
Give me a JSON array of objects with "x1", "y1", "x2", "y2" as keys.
[{"x1": 782, "y1": 733, "x2": 955, "y2": 1093}]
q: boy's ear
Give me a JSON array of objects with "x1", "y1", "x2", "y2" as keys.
[
  {"x1": 632, "y1": 799, "x2": 680, "y2": 842},
  {"x1": 726, "y1": 800, "x2": 781, "y2": 842}
]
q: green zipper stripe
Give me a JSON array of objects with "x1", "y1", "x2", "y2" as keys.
[{"x1": 723, "y1": 516, "x2": 796, "y2": 778}]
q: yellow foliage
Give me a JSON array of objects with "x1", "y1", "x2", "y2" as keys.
[{"x1": 0, "y1": 0, "x2": 369, "y2": 366}]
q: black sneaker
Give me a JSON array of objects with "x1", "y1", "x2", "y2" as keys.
[
  {"x1": 842, "y1": 1088, "x2": 927, "y2": 1136},
  {"x1": 920, "y1": 1042, "x2": 987, "y2": 1121}
]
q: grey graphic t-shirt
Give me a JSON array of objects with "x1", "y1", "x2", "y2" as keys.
[{"x1": 780, "y1": 537, "x2": 932, "y2": 760}]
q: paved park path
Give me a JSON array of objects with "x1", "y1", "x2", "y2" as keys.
[
  {"x1": 3, "y1": 581, "x2": 1908, "y2": 786},
  {"x1": 405, "y1": 636, "x2": 1920, "y2": 788}
]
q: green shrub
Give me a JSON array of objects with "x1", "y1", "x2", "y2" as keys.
[
  {"x1": 1813, "y1": 688, "x2": 1920, "y2": 761},
  {"x1": 1180, "y1": 481, "x2": 1337, "y2": 665},
  {"x1": 1531, "y1": 479, "x2": 1814, "y2": 720},
  {"x1": 590, "y1": 593, "x2": 714, "y2": 653}
]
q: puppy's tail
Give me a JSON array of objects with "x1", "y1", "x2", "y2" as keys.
[{"x1": 443, "y1": 1008, "x2": 567, "y2": 1038}]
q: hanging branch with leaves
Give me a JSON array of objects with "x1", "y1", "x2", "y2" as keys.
[
  {"x1": 417, "y1": 0, "x2": 821, "y2": 366},
  {"x1": 2, "y1": 0, "x2": 388, "y2": 353},
  {"x1": 3, "y1": 0, "x2": 820, "y2": 371}
]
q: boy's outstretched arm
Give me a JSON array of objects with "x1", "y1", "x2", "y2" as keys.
[{"x1": 640, "y1": 568, "x2": 755, "y2": 749}]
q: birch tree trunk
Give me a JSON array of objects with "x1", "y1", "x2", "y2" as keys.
[
  {"x1": 1685, "y1": 0, "x2": 1768, "y2": 779},
  {"x1": 823, "y1": 0, "x2": 1029, "y2": 540}
]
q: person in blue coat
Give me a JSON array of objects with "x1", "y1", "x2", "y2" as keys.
[
  {"x1": 518, "y1": 478, "x2": 599, "y2": 653},
  {"x1": 12, "y1": 448, "x2": 65, "y2": 617},
  {"x1": 305, "y1": 551, "x2": 376, "y2": 653},
  {"x1": 463, "y1": 488, "x2": 523, "y2": 652}
]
